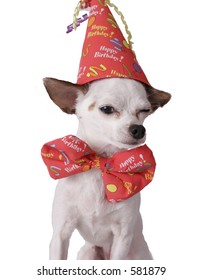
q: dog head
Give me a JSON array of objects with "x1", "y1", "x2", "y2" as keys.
[{"x1": 43, "y1": 77, "x2": 171, "y2": 155}]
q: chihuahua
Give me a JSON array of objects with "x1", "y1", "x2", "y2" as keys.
[{"x1": 43, "y1": 77, "x2": 171, "y2": 260}]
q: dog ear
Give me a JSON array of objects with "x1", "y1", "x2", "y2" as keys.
[
  {"x1": 43, "y1": 78, "x2": 89, "y2": 114},
  {"x1": 144, "y1": 85, "x2": 171, "y2": 112}
]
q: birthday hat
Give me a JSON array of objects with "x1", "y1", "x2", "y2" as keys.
[{"x1": 76, "y1": 0, "x2": 150, "y2": 86}]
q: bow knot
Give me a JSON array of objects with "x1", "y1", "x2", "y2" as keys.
[
  {"x1": 90, "y1": 155, "x2": 111, "y2": 171},
  {"x1": 41, "y1": 135, "x2": 156, "y2": 203}
]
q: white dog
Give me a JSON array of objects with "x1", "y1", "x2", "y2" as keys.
[{"x1": 43, "y1": 77, "x2": 171, "y2": 260}]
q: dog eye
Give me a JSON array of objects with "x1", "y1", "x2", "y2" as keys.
[
  {"x1": 139, "y1": 109, "x2": 151, "y2": 114},
  {"x1": 100, "y1": 106, "x2": 115, "y2": 114}
]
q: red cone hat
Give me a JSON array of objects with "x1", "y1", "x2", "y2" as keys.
[{"x1": 76, "y1": 0, "x2": 150, "y2": 86}]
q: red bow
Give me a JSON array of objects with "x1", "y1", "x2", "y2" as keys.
[{"x1": 41, "y1": 135, "x2": 156, "y2": 203}]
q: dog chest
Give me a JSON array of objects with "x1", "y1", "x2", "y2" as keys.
[{"x1": 54, "y1": 168, "x2": 140, "y2": 247}]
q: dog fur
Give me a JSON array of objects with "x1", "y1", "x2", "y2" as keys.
[{"x1": 43, "y1": 77, "x2": 171, "y2": 260}]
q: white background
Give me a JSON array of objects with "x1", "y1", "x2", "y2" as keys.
[{"x1": 0, "y1": 0, "x2": 203, "y2": 278}]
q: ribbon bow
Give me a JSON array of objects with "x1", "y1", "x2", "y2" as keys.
[{"x1": 41, "y1": 135, "x2": 156, "y2": 203}]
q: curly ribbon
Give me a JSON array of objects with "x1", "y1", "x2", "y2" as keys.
[
  {"x1": 105, "y1": 0, "x2": 134, "y2": 54},
  {"x1": 73, "y1": 1, "x2": 82, "y2": 30},
  {"x1": 72, "y1": 0, "x2": 136, "y2": 56}
]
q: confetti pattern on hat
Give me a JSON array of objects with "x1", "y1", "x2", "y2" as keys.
[{"x1": 76, "y1": 0, "x2": 150, "y2": 85}]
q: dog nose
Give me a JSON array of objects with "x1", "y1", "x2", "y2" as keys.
[{"x1": 129, "y1": 125, "x2": 146, "y2": 139}]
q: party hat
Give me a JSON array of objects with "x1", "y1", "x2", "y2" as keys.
[{"x1": 75, "y1": 0, "x2": 151, "y2": 85}]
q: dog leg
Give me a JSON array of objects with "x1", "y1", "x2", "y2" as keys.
[
  {"x1": 110, "y1": 222, "x2": 133, "y2": 260},
  {"x1": 49, "y1": 224, "x2": 74, "y2": 260},
  {"x1": 110, "y1": 234, "x2": 133, "y2": 260},
  {"x1": 49, "y1": 183, "x2": 77, "y2": 260},
  {"x1": 130, "y1": 213, "x2": 153, "y2": 260},
  {"x1": 110, "y1": 230, "x2": 152, "y2": 260},
  {"x1": 131, "y1": 234, "x2": 153, "y2": 260},
  {"x1": 110, "y1": 212, "x2": 152, "y2": 260},
  {"x1": 49, "y1": 234, "x2": 68, "y2": 260}
]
